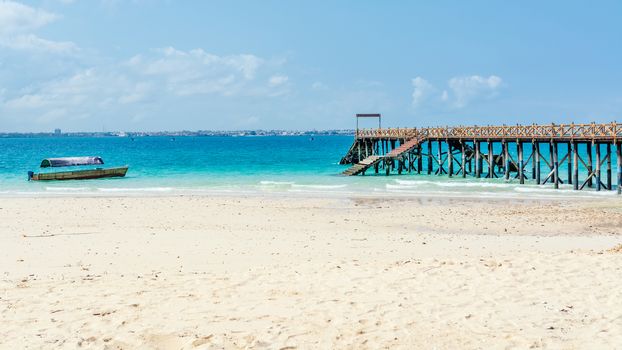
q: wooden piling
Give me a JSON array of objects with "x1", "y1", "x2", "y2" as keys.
[
  {"x1": 357, "y1": 141, "x2": 361, "y2": 162},
  {"x1": 617, "y1": 142, "x2": 621, "y2": 195},
  {"x1": 531, "y1": 141, "x2": 536, "y2": 179},
  {"x1": 596, "y1": 143, "x2": 601, "y2": 191},
  {"x1": 437, "y1": 140, "x2": 443, "y2": 175},
  {"x1": 518, "y1": 141, "x2": 524, "y2": 184},
  {"x1": 475, "y1": 140, "x2": 481, "y2": 178},
  {"x1": 553, "y1": 141, "x2": 559, "y2": 189},
  {"x1": 606, "y1": 143, "x2": 612, "y2": 190},
  {"x1": 461, "y1": 141, "x2": 466, "y2": 178},
  {"x1": 573, "y1": 141, "x2": 579, "y2": 190},
  {"x1": 567, "y1": 142, "x2": 572, "y2": 184},
  {"x1": 427, "y1": 141, "x2": 432, "y2": 175},
  {"x1": 468, "y1": 146, "x2": 472, "y2": 174},
  {"x1": 488, "y1": 141, "x2": 494, "y2": 178},
  {"x1": 417, "y1": 146, "x2": 422, "y2": 174},
  {"x1": 448, "y1": 142, "x2": 453, "y2": 177},
  {"x1": 587, "y1": 142, "x2": 593, "y2": 187},
  {"x1": 549, "y1": 142, "x2": 554, "y2": 181},
  {"x1": 535, "y1": 142, "x2": 541, "y2": 184},
  {"x1": 503, "y1": 141, "x2": 509, "y2": 180}
]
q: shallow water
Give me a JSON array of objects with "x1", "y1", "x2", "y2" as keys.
[{"x1": 0, "y1": 135, "x2": 619, "y2": 199}]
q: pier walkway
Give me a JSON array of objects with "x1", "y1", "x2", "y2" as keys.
[{"x1": 340, "y1": 122, "x2": 622, "y2": 194}]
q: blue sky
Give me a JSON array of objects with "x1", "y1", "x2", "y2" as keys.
[{"x1": 1, "y1": 0, "x2": 621, "y2": 132}]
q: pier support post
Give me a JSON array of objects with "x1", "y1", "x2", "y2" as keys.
[
  {"x1": 596, "y1": 143, "x2": 601, "y2": 191},
  {"x1": 587, "y1": 142, "x2": 593, "y2": 187},
  {"x1": 488, "y1": 141, "x2": 494, "y2": 178},
  {"x1": 535, "y1": 142, "x2": 541, "y2": 184},
  {"x1": 461, "y1": 141, "x2": 466, "y2": 178},
  {"x1": 503, "y1": 141, "x2": 510, "y2": 180},
  {"x1": 417, "y1": 146, "x2": 422, "y2": 174},
  {"x1": 553, "y1": 141, "x2": 559, "y2": 189},
  {"x1": 567, "y1": 142, "x2": 573, "y2": 184},
  {"x1": 518, "y1": 141, "x2": 524, "y2": 184},
  {"x1": 617, "y1": 143, "x2": 621, "y2": 194},
  {"x1": 606, "y1": 143, "x2": 612, "y2": 190},
  {"x1": 357, "y1": 141, "x2": 361, "y2": 162},
  {"x1": 437, "y1": 140, "x2": 443, "y2": 175},
  {"x1": 531, "y1": 141, "x2": 536, "y2": 179},
  {"x1": 468, "y1": 144, "x2": 472, "y2": 174},
  {"x1": 475, "y1": 140, "x2": 481, "y2": 178},
  {"x1": 427, "y1": 141, "x2": 432, "y2": 175},
  {"x1": 573, "y1": 141, "x2": 579, "y2": 190},
  {"x1": 445, "y1": 140, "x2": 454, "y2": 177},
  {"x1": 549, "y1": 142, "x2": 554, "y2": 181}
]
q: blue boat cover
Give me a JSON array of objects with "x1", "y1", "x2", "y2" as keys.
[{"x1": 40, "y1": 156, "x2": 104, "y2": 168}]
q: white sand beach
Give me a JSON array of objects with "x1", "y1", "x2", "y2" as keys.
[{"x1": 1, "y1": 195, "x2": 621, "y2": 349}]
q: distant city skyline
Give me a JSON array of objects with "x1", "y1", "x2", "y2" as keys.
[{"x1": 1, "y1": 1, "x2": 621, "y2": 132}]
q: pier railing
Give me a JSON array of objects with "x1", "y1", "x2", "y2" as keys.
[{"x1": 356, "y1": 122, "x2": 622, "y2": 142}]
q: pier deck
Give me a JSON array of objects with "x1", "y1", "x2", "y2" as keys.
[{"x1": 340, "y1": 122, "x2": 622, "y2": 194}]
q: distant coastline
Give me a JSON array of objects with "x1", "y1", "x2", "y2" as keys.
[{"x1": 0, "y1": 129, "x2": 355, "y2": 138}]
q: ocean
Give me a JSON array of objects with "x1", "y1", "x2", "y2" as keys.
[{"x1": 0, "y1": 135, "x2": 619, "y2": 199}]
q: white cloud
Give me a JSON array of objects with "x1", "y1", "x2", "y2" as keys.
[
  {"x1": 127, "y1": 47, "x2": 270, "y2": 97},
  {"x1": 144, "y1": 47, "x2": 263, "y2": 80},
  {"x1": 0, "y1": 1, "x2": 78, "y2": 54},
  {"x1": 447, "y1": 75, "x2": 502, "y2": 107},
  {"x1": 411, "y1": 75, "x2": 503, "y2": 109},
  {"x1": 411, "y1": 76, "x2": 434, "y2": 108},
  {"x1": 4, "y1": 68, "x2": 148, "y2": 114},
  {"x1": 0, "y1": 1, "x2": 58, "y2": 34},
  {"x1": 0, "y1": 34, "x2": 78, "y2": 53},
  {"x1": 126, "y1": 47, "x2": 289, "y2": 98},
  {"x1": 268, "y1": 75, "x2": 288, "y2": 87}
]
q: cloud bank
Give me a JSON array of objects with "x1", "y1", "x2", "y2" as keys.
[{"x1": 2, "y1": 45, "x2": 290, "y2": 127}]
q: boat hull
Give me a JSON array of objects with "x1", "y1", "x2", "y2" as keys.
[{"x1": 29, "y1": 166, "x2": 129, "y2": 181}]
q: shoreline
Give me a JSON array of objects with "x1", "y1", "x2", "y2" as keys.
[{"x1": 1, "y1": 185, "x2": 621, "y2": 201}]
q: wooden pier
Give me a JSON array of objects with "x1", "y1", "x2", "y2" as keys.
[{"x1": 340, "y1": 120, "x2": 622, "y2": 194}]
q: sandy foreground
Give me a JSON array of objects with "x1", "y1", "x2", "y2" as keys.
[{"x1": 1, "y1": 195, "x2": 621, "y2": 349}]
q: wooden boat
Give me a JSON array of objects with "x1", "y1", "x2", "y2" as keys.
[{"x1": 28, "y1": 156, "x2": 129, "y2": 181}]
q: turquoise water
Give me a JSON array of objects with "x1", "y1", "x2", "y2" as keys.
[{"x1": 0, "y1": 136, "x2": 619, "y2": 198}]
